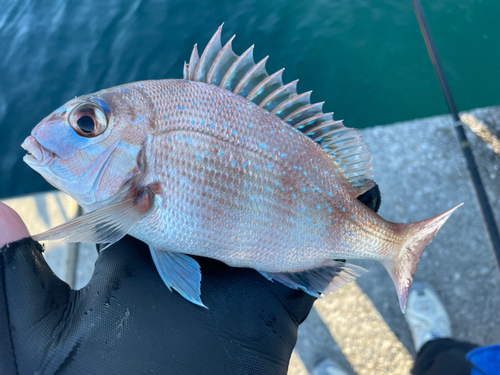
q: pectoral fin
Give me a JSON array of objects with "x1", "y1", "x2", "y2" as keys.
[
  {"x1": 149, "y1": 247, "x2": 206, "y2": 308},
  {"x1": 259, "y1": 261, "x2": 367, "y2": 297},
  {"x1": 32, "y1": 197, "x2": 142, "y2": 245},
  {"x1": 32, "y1": 189, "x2": 154, "y2": 246}
]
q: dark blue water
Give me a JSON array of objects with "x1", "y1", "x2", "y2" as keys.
[{"x1": 1, "y1": 0, "x2": 499, "y2": 198}]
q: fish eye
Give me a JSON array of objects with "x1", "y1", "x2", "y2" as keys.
[{"x1": 69, "y1": 102, "x2": 108, "y2": 137}]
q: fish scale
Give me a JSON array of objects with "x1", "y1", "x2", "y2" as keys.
[
  {"x1": 134, "y1": 81, "x2": 379, "y2": 261},
  {"x1": 136, "y1": 81, "x2": 376, "y2": 254},
  {"x1": 136, "y1": 131, "x2": 334, "y2": 269},
  {"x1": 23, "y1": 26, "x2": 462, "y2": 311},
  {"x1": 144, "y1": 80, "x2": 356, "y2": 204}
]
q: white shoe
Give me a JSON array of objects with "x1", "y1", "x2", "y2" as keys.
[
  {"x1": 404, "y1": 281, "x2": 452, "y2": 352},
  {"x1": 312, "y1": 359, "x2": 349, "y2": 375}
]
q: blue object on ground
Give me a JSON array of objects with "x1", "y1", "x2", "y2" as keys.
[{"x1": 468, "y1": 344, "x2": 500, "y2": 375}]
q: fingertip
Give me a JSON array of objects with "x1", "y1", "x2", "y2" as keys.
[{"x1": 0, "y1": 201, "x2": 31, "y2": 247}]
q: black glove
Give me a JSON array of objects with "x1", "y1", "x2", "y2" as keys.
[{"x1": 0, "y1": 185, "x2": 380, "y2": 375}]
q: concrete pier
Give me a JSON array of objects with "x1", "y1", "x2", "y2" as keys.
[{"x1": 3, "y1": 106, "x2": 500, "y2": 374}]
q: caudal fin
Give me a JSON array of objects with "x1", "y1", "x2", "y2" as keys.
[{"x1": 382, "y1": 203, "x2": 463, "y2": 313}]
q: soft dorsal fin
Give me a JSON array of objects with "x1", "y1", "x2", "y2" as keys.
[{"x1": 183, "y1": 25, "x2": 374, "y2": 194}]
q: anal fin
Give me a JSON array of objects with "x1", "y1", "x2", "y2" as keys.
[
  {"x1": 258, "y1": 261, "x2": 367, "y2": 297},
  {"x1": 149, "y1": 247, "x2": 206, "y2": 308}
]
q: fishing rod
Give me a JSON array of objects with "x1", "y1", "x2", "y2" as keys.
[{"x1": 412, "y1": 0, "x2": 500, "y2": 269}]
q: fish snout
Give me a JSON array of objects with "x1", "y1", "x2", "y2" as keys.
[{"x1": 22, "y1": 135, "x2": 54, "y2": 166}]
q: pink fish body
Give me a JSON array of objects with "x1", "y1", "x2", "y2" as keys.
[{"x1": 22, "y1": 26, "x2": 461, "y2": 311}]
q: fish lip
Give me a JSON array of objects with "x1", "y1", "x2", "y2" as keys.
[{"x1": 21, "y1": 136, "x2": 54, "y2": 166}]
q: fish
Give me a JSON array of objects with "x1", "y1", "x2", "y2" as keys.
[{"x1": 22, "y1": 25, "x2": 461, "y2": 312}]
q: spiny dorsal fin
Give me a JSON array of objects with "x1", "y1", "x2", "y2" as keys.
[
  {"x1": 207, "y1": 35, "x2": 237, "y2": 85},
  {"x1": 183, "y1": 25, "x2": 375, "y2": 194},
  {"x1": 187, "y1": 44, "x2": 199, "y2": 81},
  {"x1": 193, "y1": 27, "x2": 223, "y2": 83}
]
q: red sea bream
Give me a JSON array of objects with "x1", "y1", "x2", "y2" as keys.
[{"x1": 22, "y1": 26, "x2": 461, "y2": 312}]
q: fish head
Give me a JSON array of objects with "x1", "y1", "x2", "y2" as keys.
[{"x1": 22, "y1": 88, "x2": 150, "y2": 210}]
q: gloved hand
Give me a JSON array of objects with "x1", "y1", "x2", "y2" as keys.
[{"x1": 0, "y1": 185, "x2": 380, "y2": 375}]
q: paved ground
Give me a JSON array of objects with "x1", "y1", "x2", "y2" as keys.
[{"x1": 3, "y1": 106, "x2": 500, "y2": 374}]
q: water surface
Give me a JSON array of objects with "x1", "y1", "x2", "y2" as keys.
[{"x1": 1, "y1": 0, "x2": 498, "y2": 197}]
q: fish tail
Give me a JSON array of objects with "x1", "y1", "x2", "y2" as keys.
[{"x1": 381, "y1": 203, "x2": 463, "y2": 313}]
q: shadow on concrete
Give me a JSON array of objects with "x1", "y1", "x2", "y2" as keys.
[{"x1": 294, "y1": 308, "x2": 355, "y2": 375}]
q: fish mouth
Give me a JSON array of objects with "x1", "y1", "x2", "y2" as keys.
[{"x1": 21, "y1": 136, "x2": 54, "y2": 166}]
